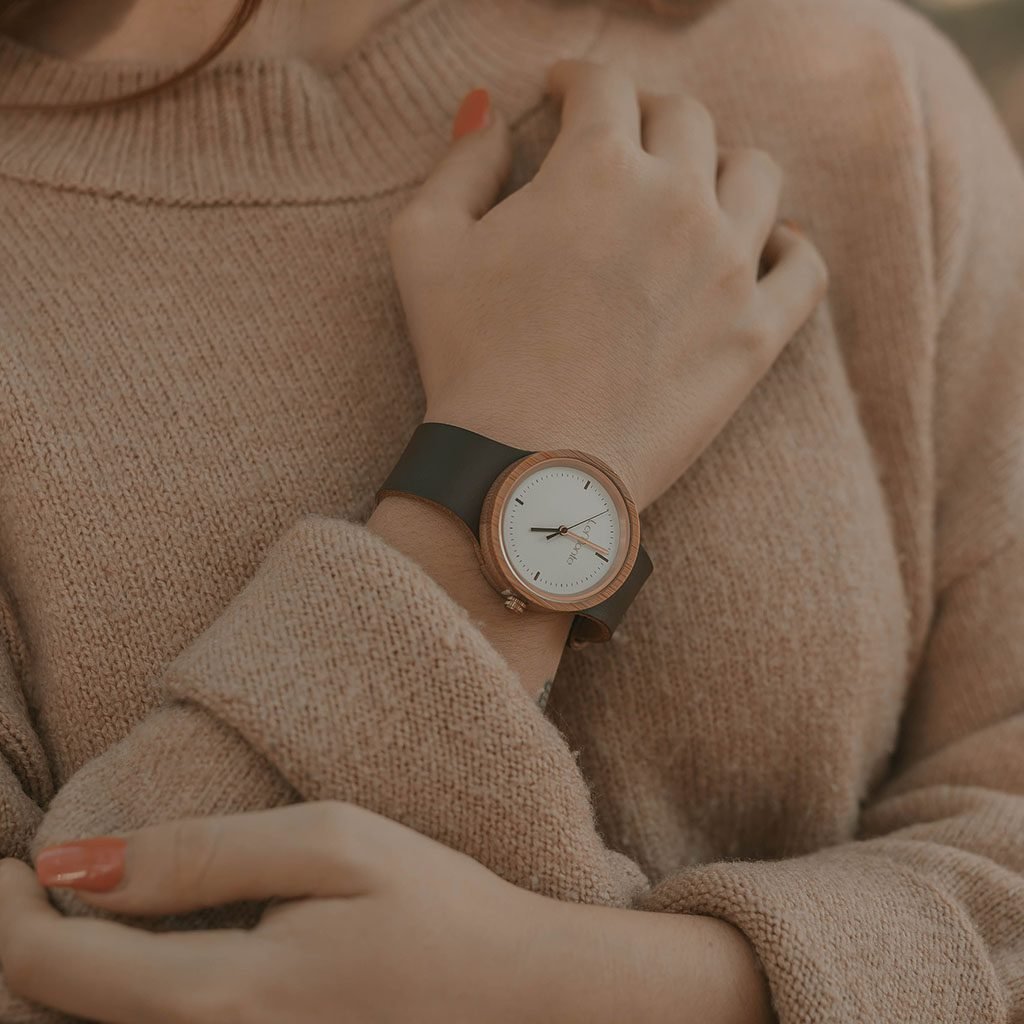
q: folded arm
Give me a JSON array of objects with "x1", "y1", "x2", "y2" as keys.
[{"x1": 32, "y1": 508, "x2": 649, "y2": 919}]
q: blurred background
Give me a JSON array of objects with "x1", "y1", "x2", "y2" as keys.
[{"x1": 913, "y1": 0, "x2": 1024, "y2": 152}]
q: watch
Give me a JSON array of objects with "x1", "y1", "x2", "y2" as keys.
[{"x1": 374, "y1": 421, "x2": 653, "y2": 649}]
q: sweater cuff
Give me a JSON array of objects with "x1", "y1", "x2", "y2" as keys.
[{"x1": 636, "y1": 842, "x2": 1003, "y2": 1023}]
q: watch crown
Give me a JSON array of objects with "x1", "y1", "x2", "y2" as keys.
[{"x1": 501, "y1": 591, "x2": 527, "y2": 614}]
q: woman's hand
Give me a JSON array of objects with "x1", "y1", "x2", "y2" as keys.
[
  {"x1": 388, "y1": 58, "x2": 828, "y2": 511},
  {"x1": 0, "y1": 803, "x2": 775, "y2": 1024},
  {"x1": 0, "y1": 802, "x2": 564, "y2": 1024}
]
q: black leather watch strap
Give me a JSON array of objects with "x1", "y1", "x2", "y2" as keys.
[
  {"x1": 567, "y1": 542, "x2": 653, "y2": 646},
  {"x1": 376, "y1": 421, "x2": 531, "y2": 533},
  {"x1": 375, "y1": 421, "x2": 652, "y2": 647}
]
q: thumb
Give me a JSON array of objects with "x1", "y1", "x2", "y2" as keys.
[{"x1": 415, "y1": 88, "x2": 513, "y2": 226}]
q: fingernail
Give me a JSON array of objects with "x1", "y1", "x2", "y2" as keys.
[
  {"x1": 781, "y1": 218, "x2": 804, "y2": 235},
  {"x1": 452, "y1": 88, "x2": 491, "y2": 141},
  {"x1": 36, "y1": 837, "x2": 126, "y2": 892}
]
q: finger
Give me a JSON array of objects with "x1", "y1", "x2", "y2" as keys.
[
  {"x1": 717, "y1": 146, "x2": 783, "y2": 253},
  {"x1": 545, "y1": 58, "x2": 641, "y2": 148},
  {"x1": 401, "y1": 95, "x2": 512, "y2": 230},
  {"x1": 36, "y1": 802, "x2": 379, "y2": 917},
  {"x1": 639, "y1": 91, "x2": 717, "y2": 185},
  {"x1": 755, "y1": 222, "x2": 830, "y2": 344},
  {"x1": 0, "y1": 856, "x2": 53, "y2": 929},
  {"x1": 0, "y1": 858, "x2": 249, "y2": 1024}
]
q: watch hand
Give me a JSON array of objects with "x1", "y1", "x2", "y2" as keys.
[
  {"x1": 544, "y1": 509, "x2": 609, "y2": 539},
  {"x1": 529, "y1": 528, "x2": 563, "y2": 535},
  {"x1": 561, "y1": 529, "x2": 610, "y2": 557}
]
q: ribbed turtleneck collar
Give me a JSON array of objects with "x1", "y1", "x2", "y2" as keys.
[{"x1": 0, "y1": 0, "x2": 608, "y2": 205}]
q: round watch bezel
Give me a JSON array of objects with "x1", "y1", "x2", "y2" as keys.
[{"x1": 478, "y1": 449, "x2": 641, "y2": 613}]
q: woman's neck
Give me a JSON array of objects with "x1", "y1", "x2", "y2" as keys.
[{"x1": 3, "y1": 0, "x2": 410, "y2": 65}]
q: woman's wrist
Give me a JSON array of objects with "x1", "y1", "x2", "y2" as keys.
[
  {"x1": 367, "y1": 494, "x2": 571, "y2": 702},
  {"x1": 521, "y1": 895, "x2": 776, "y2": 1024}
]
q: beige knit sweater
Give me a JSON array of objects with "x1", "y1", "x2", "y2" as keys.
[{"x1": 0, "y1": 0, "x2": 1022, "y2": 1020}]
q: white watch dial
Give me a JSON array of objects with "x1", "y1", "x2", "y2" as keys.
[{"x1": 499, "y1": 461, "x2": 629, "y2": 603}]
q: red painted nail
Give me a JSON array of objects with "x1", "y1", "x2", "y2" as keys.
[
  {"x1": 36, "y1": 837, "x2": 126, "y2": 892},
  {"x1": 452, "y1": 88, "x2": 491, "y2": 141},
  {"x1": 780, "y1": 217, "x2": 804, "y2": 235}
]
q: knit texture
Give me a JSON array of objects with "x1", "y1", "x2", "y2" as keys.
[{"x1": 0, "y1": 0, "x2": 1022, "y2": 1021}]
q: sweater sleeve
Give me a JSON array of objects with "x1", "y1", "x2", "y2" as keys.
[
  {"x1": 32, "y1": 513, "x2": 649, "y2": 926},
  {"x1": 633, "y1": 20, "x2": 1024, "y2": 1024},
  {"x1": 0, "y1": 588, "x2": 49, "y2": 860},
  {"x1": 0, "y1": 588, "x2": 62, "y2": 1023}
]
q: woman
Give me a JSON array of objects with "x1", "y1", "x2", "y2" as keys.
[{"x1": 0, "y1": 0, "x2": 1020, "y2": 1021}]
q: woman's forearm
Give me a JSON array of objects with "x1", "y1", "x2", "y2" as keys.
[
  {"x1": 527, "y1": 898, "x2": 777, "y2": 1024},
  {"x1": 367, "y1": 495, "x2": 571, "y2": 703}
]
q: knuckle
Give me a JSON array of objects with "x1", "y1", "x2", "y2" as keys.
[
  {"x1": 551, "y1": 57, "x2": 632, "y2": 101},
  {"x1": 166, "y1": 818, "x2": 223, "y2": 903},
  {"x1": 786, "y1": 234, "x2": 830, "y2": 301},
  {"x1": 659, "y1": 183, "x2": 714, "y2": 243},
  {"x1": 734, "y1": 317, "x2": 778, "y2": 369},
  {"x1": 305, "y1": 801, "x2": 362, "y2": 875},
  {"x1": 808, "y1": 242, "x2": 830, "y2": 292},
  {"x1": 739, "y1": 145, "x2": 782, "y2": 183},
  {"x1": 673, "y1": 93, "x2": 715, "y2": 136},
  {"x1": 3, "y1": 923, "x2": 44, "y2": 997},
  {"x1": 388, "y1": 200, "x2": 436, "y2": 247},
  {"x1": 687, "y1": 182, "x2": 720, "y2": 224},
  {"x1": 308, "y1": 798, "x2": 355, "y2": 837},
  {"x1": 579, "y1": 126, "x2": 636, "y2": 170},
  {"x1": 718, "y1": 236, "x2": 756, "y2": 294},
  {"x1": 577, "y1": 58, "x2": 631, "y2": 92},
  {"x1": 552, "y1": 55, "x2": 593, "y2": 79}
]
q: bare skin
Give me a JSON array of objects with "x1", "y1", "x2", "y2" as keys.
[
  {"x1": 2, "y1": 0, "x2": 411, "y2": 64},
  {"x1": 0, "y1": 802, "x2": 775, "y2": 1024}
]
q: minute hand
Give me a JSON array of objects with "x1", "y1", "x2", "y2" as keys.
[{"x1": 545, "y1": 510, "x2": 608, "y2": 539}]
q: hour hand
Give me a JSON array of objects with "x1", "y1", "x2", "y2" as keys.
[{"x1": 530, "y1": 527, "x2": 562, "y2": 538}]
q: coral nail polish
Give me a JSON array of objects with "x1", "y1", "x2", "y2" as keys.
[
  {"x1": 35, "y1": 837, "x2": 126, "y2": 892},
  {"x1": 452, "y1": 88, "x2": 491, "y2": 141},
  {"x1": 780, "y1": 217, "x2": 804, "y2": 235}
]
